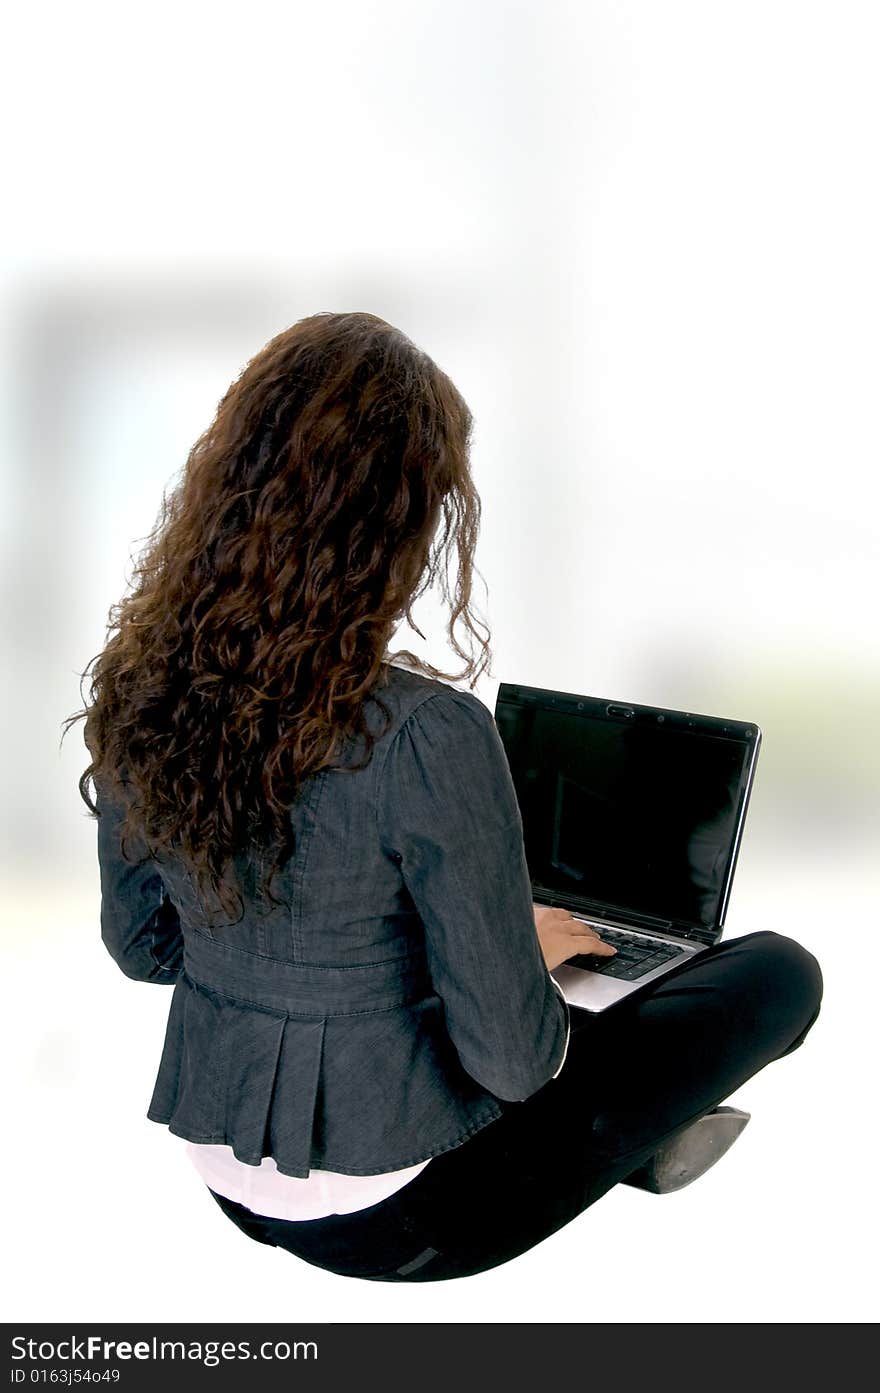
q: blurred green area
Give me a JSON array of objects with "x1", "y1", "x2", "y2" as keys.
[{"x1": 686, "y1": 657, "x2": 880, "y2": 843}]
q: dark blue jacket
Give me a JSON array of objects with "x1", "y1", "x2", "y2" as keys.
[{"x1": 95, "y1": 662, "x2": 570, "y2": 1178}]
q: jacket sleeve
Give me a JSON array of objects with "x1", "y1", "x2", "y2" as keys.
[
  {"x1": 94, "y1": 779, "x2": 183, "y2": 984},
  {"x1": 376, "y1": 686, "x2": 570, "y2": 1102}
]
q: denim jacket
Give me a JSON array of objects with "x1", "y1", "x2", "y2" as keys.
[{"x1": 94, "y1": 663, "x2": 570, "y2": 1178}]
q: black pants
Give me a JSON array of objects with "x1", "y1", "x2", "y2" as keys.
[{"x1": 207, "y1": 930, "x2": 823, "y2": 1282}]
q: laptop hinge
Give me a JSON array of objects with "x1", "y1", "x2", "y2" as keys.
[
  {"x1": 532, "y1": 888, "x2": 719, "y2": 945},
  {"x1": 533, "y1": 888, "x2": 673, "y2": 933},
  {"x1": 682, "y1": 925, "x2": 719, "y2": 948}
]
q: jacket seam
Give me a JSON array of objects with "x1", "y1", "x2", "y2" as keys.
[
  {"x1": 371, "y1": 683, "x2": 547, "y2": 1093},
  {"x1": 184, "y1": 968, "x2": 438, "y2": 1020},
  {"x1": 185, "y1": 923, "x2": 426, "y2": 973},
  {"x1": 291, "y1": 770, "x2": 330, "y2": 960},
  {"x1": 372, "y1": 686, "x2": 483, "y2": 856}
]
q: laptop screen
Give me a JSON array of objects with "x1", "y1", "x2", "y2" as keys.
[{"x1": 494, "y1": 690, "x2": 758, "y2": 934}]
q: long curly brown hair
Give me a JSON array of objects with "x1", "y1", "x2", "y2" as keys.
[{"x1": 62, "y1": 310, "x2": 491, "y2": 922}]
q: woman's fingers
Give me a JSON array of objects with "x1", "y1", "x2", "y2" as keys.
[
  {"x1": 567, "y1": 926, "x2": 617, "y2": 955},
  {"x1": 534, "y1": 906, "x2": 618, "y2": 956},
  {"x1": 589, "y1": 940, "x2": 618, "y2": 956},
  {"x1": 578, "y1": 938, "x2": 618, "y2": 956}
]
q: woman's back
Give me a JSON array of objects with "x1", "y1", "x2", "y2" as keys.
[{"x1": 97, "y1": 662, "x2": 568, "y2": 1180}]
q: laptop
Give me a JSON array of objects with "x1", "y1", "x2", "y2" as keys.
[{"x1": 493, "y1": 682, "x2": 762, "y2": 1013}]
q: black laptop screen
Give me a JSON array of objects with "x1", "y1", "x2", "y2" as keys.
[{"x1": 495, "y1": 701, "x2": 751, "y2": 931}]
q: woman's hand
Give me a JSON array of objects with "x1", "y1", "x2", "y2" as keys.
[{"x1": 532, "y1": 904, "x2": 618, "y2": 971}]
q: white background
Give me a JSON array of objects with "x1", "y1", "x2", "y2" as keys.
[{"x1": 2, "y1": 0, "x2": 877, "y2": 1323}]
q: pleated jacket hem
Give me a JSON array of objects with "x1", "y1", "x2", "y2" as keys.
[{"x1": 145, "y1": 954, "x2": 506, "y2": 1181}]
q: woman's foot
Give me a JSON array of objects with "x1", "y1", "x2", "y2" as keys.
[{"x1": 620, "y1": 1106, "x2": 751, "y2": 1194}]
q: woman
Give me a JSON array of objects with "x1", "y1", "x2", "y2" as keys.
[{"x1": 67, "y1": 311, "x2": 822, "y2": 1282}]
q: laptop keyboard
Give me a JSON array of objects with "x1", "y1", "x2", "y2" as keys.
[{"x1": 567, "y1": 926, "x2": 686, "y2": 981}]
